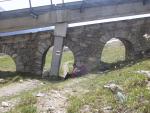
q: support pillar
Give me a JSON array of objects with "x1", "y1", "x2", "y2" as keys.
[{"x1": 49, "y1": 23, "x2": 68, "y2": 77}]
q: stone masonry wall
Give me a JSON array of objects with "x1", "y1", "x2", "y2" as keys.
[
  {"x1": 66, "y1": 17, "x2": 150, "y2": 71},
  {"x1": 0, "y1": 31, "x2": 53, "y2": 75},
  {"x1": 0, "y1": 17, "x2": 150, "y2": 75}
]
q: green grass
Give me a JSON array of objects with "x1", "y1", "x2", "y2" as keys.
[
  {"x1": 0, "y1": 55, "x2": 16, "y2": 71},
  {"x1": 101, "y1": 42, "x2": 125, "y2": 63},
  {"x1": 67, "y1": 59, "x2": 150, "y2": 113}
]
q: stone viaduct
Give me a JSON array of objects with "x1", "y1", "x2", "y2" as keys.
[
  {"x1": 0, "y1": 17, "x2": 150, "y2": 76},
  {"x1": 0, "y1": 0, "x2": 150, "y2": 77}
]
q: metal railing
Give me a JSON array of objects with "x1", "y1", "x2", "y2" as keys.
[
  {"x1": 0, "y1": 0, "x2": 83, "y2": 11},
  {"x1": 0, "y1": 0, "x2": 84, "y2": 20}
]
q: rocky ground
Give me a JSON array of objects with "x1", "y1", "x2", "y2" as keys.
[
  {"x1": 0, "y1": 79, "x2": 42, "y2": 97},
  {"x1": 37, "y1": 73, "x2": 92, "y2": 113},
  {"x1": 0, "y1": 76, "x2": 93, "y2": 113},
  {"x1": 0, "y1": 79, "x2": 43, "y2": 112},
  {"x1": 0, "y1": 62, "x2": 149, "y2": 113}
]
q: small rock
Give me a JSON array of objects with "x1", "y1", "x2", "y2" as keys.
[
  {"x1": 97, "y1": 71, "x2": 104, "y2": 74},
  {"x1": 103, "y1": 106, "x2": 112, "y2": 113},
  {"x1": 1, "y1": 102, "x2": 9, "y2": 107},
  {"x1": 116, "y1": 91, "x2": 127, "y2": 103},
  {"x1": 19, "y1": 79, "x2": 23, "y2": 83},
  {"x1": 104, "y1": 83, "x2": 123, "y2": 93},
  {"x1": 47, "y1": 106, "x2": 55, "y2": 112},
  {"x1": 36, "y1": 92, "x2": 45, "y2": 97},
  {"x1": 147, "y1": 82, "x2": 150, "y2": 90},
  {"x1": 93, "y1": 109, "x2": 99, "y2": 113},
  {"x1": 143, "y1": 33, "x2": 150, "y2": 40},
  {"x1": 0, "y1": 79, "x2": 5, "y2": 83},
  {"x1": 104, "y1": 83, "x2": 127, "y2": 103},
  {"x1": 103, "y1": 106, "x2": 112, "y2": 110},
  {"x1": 80, "y1": 105, "x2": 92, "y2": 113},
  {"x1": 136, "y1": 70, "x2": 150, "y2": 79},
  {"x1": 40, "y1": 82, "x2": 45, "y2": 85}
]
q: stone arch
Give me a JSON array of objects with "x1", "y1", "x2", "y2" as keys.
[
  {"x1": 100, "y1": 36, "x2": 136, "y2": 62},
  {"x1": 118, "y1": 38, "x2": 135, "y2": 60},
  {"x1": 41, "y1": 44, "x2": 75, "y2": 76},
  {"x1": 36, "y1": 39, "x2": 53, "y2": 75},
  {"x1": 65, "y1": 38, "x2": 101, "y2": 72}
]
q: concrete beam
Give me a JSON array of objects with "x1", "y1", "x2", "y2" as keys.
[{"x1": 0, "y1": 0, "x2": 150, "y2": 32}]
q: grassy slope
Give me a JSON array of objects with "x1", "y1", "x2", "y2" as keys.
[
  {"x1": 67, "y1": 59, "x2": 150, "y2": 113},
  {"x1": 66, "y1": 42, "x2": 150, "y2": 113},
  {"x1": 0, "y1": 43, "x2": 149, "y2": 113}
]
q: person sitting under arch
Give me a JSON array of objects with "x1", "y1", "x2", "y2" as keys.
[{"x1": 64, "y1": 63, "x2": 87, "y2": 80}]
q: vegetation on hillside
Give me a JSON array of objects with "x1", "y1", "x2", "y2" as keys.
[
  {"x1": 67, "y1": 59, "x2": 150, "y2": 113},
  {"x1": 0, "y1": 41, "x2": 149, "y2": 113}
]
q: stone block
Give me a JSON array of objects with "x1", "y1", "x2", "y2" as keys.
[{"x1": 79, "y1": 43, "x2": 88, "y2": 47}]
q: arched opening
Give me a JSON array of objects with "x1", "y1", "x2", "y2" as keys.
[
  {"x1": 43, "y1": 46, "x2": 74, "y2": 77},
  {"x1": 0, "y1": 53, "x2": 16, "y2": 72},
  {"x1": 101, "y1": 38, "x2": 126, "y2": 64},
  {"x1": 60, "y1": 46, "x2": 74, "y2": 77}
]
